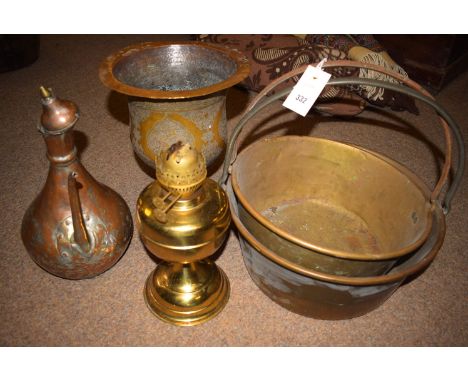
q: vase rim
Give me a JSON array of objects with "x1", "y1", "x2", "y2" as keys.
[{"x1": 99, "y1": 41, "x2": 250, "y2": 100}]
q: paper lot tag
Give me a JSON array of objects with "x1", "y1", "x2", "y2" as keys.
[{"x1": 282, "y1": 61, "x2": 331, "y2": 117}]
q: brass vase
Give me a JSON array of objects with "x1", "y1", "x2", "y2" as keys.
[
  {"x1": 136, "y1": 142, "x2": 231, "y2": 325},
  {"x1": 99, "y1": 41, "x2": 250, "y2": 171},
  {"x1": 21, "y1": 87, "x2": 133, "y2": 280}
]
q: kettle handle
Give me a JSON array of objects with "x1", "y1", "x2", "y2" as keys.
[
  {"x1": 219, "y1": 61, "x2": 464, "y2": 215},
  {"x1": 68, "y1": 172, "x2": 91, "y2": 252}
]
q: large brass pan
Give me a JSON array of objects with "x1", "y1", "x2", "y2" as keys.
[{"x1": 221, "y1": 61, "x2": 463, "y2": 317}]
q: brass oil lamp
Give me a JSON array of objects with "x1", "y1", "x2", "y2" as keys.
[{"x1": 137, "y1": 142, "x2": 231, "y2": 325}]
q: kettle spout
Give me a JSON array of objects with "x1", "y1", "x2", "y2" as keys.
[{"x1": 68, "y1": 172, "x2": 91, "y2": 253}]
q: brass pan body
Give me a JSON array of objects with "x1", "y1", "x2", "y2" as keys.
[{"x1": 228, "y1": 151, "x2": 446, "y2": 320}]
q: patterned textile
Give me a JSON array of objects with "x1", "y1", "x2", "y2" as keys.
[
  {"x1": 351, "y1": 34, "x2": 385, "y2": 52},
  {"x1": 305, "y1": 34, "x2": 385, "y2": 53},
  {"x1": 305, "y1": 34, "x2": 418, "y2": 114},
  {"x1": 305, "y1": 34, "x2": 356, "y2": 53},
  {"x1": 199, "y1": 34, "x2": 418, "y2": 115},
  {"x1": 199, "y1": 34, "x2": 366, "y2": 116}
]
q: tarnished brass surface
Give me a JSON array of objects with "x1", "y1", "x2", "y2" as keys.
[
  {"x1": 232, "y1": 136, "x2": 433, "y2": 277},
  {"x1": 155, "y1": 141, "x2": 207, "y2": 196},
  {"x1": 228, "y1": 177, "x2": 446, "y2": 320},
  {"x1": 137, "y1": 143, "x2": 231, "y2": 325},
  {"x1": 99, "y1": 41, "x2": 250, "y2": 169},
  {"x1": 243, "y1": 60, "x2": 454, "y2": 207},
  {"x1": 21, "y1": 88, "x2": 133, "y2": 280}
]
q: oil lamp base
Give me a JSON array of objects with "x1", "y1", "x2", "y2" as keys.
[{"x1": 144, "y1": 260, "x2": 230, "y2": 326}]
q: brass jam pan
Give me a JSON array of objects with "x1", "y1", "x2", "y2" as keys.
[{"x1": 220, "y1": 61, "x2": 463, "y2": 279}]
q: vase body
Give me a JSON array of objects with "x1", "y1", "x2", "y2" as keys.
[{"x1": 128, "y1": 92, "x2": 227, "y2": 169}]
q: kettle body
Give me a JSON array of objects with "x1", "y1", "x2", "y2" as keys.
[{"x1": 21, "y1": 87, "x2": 133, "y2": 279}]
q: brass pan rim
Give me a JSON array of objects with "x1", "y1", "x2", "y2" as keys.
[
  {"x1": 228, "y1": 178, "x2": 445, "y2": 286},
  {"x1": 231, "y1": 135, "x2": 434, "y2": 261}
]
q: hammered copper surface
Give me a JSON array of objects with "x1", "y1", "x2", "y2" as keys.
[{"x1": 21, "y1": 88, "x2": 133, "y2": 280}]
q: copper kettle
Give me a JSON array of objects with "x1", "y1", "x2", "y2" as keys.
[{"x1": 21, "y1": 87, "x2": 133, "y2": 279}]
